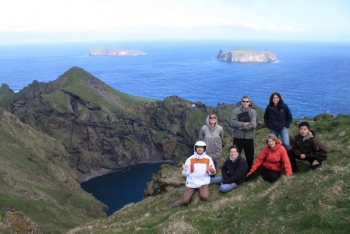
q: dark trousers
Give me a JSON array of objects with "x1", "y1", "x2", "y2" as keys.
[
  {"x1": 247, "y1": 165, "x2": 281, "y2": 183},
  {"x1": 233, "y1": 138, "x2": 255, "y2": 171},
  {"x1": 288, "y1": 150, "x2": 322, "y2": 169}
]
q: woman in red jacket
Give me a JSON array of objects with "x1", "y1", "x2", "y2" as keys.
[{"x1": 246, "y1": 134, "x2": 293, "y2": 183}]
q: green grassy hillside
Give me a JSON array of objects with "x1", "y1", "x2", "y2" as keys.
[
  {"x1": 0, "y1": 108, "x2": 106, "y2": 233},
  {"x1": 67, "y1": 114, "x2": 350, "y2": 234}
]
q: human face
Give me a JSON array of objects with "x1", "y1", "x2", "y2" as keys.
[
  {"x1": 209, "y1": 114, "x2": 217, "y2": 124},
  {"x1": 229, "y1": 147, "x2": 239, "y2": 159},
  {"x1": 267, "y1": 138, "x2": 276, "y2": 148},
  {"x1": 241, "y1": 99, "x2": 250, "y2": 109},
  {"x1": 196, "y1": 146, "x2": 205, "y2": 155},
  {"x1": 299, "y1": 126, "x2": 309, "y2": 137},
  {"x1": 272, "y1": 95, "x2": 280, "y2": 106}
]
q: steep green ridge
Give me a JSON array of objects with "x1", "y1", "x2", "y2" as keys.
[
  {"x1": 0, "y1": 108, "x2": 106, "y2": 233},
  {"x1": 3, "y1": 66, "x2": 345, "y2": 233},
  {"x1": 67, "y1": 114, "x2": 350, "y2": 233},
  {"x1": 0, "y1": 67, "x2": 255, "y2": 182}
]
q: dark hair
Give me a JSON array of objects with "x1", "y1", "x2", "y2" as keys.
[
  {"x1": 229, "y1": 145, "x2": 240, "y2": 153},
  {"x1": 299, "y1": 121, "x2": 310, "y2": 130},
  {"x1": 269, "y1": 92, "x2": 283, "y2": 106}
]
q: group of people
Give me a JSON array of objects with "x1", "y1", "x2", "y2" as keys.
[{"x1": 172, "y1": 92, "x2": 328, "y2": 208}]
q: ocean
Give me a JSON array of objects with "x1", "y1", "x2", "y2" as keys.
[
  {"x1": 1, "y1": 40, "x2": 350, "y2": 118},
  {"x1": 1, "y1": 39, "x2": 350, "y2": 215}
]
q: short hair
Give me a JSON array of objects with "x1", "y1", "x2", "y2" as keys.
[
  {"x1": 266, "y1": 134, "x2": 279, "y2": 144},
  {"x1": 299, "y1": 121, "x2": 311, "y2": 130},
  {"x1": 269, "y1": 92, "x2": 283, "y2": 106},
  {"x1": 229, "y1": 145, "x2": 240, "y2": 153},
  {"x1": 241, "y1": 95, "x2": 250, "y2": 101}
]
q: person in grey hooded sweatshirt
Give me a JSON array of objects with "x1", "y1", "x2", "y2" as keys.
[
  {"x1": 199, "y1": 113, "x2": 224, "y2": 169},
  {"x1": 230, "y1": 96, "x2": 257, "y2": 172}
]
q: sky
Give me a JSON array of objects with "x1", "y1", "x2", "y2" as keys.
[{"x1": 1, "y1": 0, "x2": 350, "y2": 44}]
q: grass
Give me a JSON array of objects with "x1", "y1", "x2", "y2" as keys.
[
  {"x1": 66, "y1": 114, "x2": 350, "y2": 234},
  {"x1": 0, "y1": 110, "x2": 106, "y2": 233}
]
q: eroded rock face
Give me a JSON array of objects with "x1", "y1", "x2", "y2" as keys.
[
  {"x1": 217, "y1": 47, "x2": 277, "y2": 63},
  {"x1": 0, "y1": 67, "x2": 234, "y2": 182},
  {"x1": 89, "y1": 45, "x2": 145, "y2": 56}
]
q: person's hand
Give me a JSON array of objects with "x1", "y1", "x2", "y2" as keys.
[
  {"x1": 182, "y1": 163, "x2": 189, "y2": 169},
  {"x1": 300, "y1": 154, "x2": 306, "y2": 159},
  {"x1": 207, "y1": 165, "x2": 213, "y2": 171},
  {"x1": 231, "y1": 182, "x2": 237, "y2": 186},
  {"x1": 312, "y1": 160, "x2": 320, "y2": 166}
]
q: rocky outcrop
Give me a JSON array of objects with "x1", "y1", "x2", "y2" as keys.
[
  {"x1": 217, "y1": 47, "x2": 277, "y2": 63},
  {"x1": 89, "y1": 45, "x2": 145, "y2": 56},
  {"x1": 0, "y1": 67, "x2": 237, "y2": 182}
]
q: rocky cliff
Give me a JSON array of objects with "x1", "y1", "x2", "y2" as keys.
[
  {"x1": 0, "y1": 67, "x2": 239, "y2": 182},
  {"x1": 217, "y1": 47, "x2": 277, "y2": 63},
  {"x1": 89, "y1": 45, "x2": 145, "y2": 56}
]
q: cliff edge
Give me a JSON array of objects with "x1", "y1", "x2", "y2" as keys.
[
  {"x1": 217, "y1": 46, "x2": 277, "y2": 63},
  {"x1": 89, "y1": 45, "x2": 145, "y2": 56}
]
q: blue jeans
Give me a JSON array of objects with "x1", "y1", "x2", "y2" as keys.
[
  {"x1": 210, "y1": 176, "x2": 238, "y2": 193},
  {"x1": 270, "y1": 128, "x2": 291, "y2": 151}
]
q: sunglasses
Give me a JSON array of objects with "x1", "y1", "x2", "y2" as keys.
[
  {"x1": 242, "y1": 100, "x2": 250, "y2": 103},
  {"x1": 209, "y1": 116, "x2": 216, "y2": 119}
]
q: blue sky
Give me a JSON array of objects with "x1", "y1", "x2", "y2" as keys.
[{"x1": 1, "y1": 0, "x2": 350, "y2": 44}]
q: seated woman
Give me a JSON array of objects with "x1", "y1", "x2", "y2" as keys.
[
  {"x1": 210, "y1": 145, "x2": 248, "y2": 193},
  {"x1": 246, "y1": 134, "x2": 293, "y2": 183}
]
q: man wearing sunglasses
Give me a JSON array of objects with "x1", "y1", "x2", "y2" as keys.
[{"x1": 230, "y1": 96, "x2": 257, "y2": 172}]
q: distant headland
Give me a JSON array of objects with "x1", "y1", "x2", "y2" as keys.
[
  {"x1": 217, "y1": 47, "x2": 277, "y2": 63},
  {"x1": 89, "y1": 45, "x2": 146, "y2": 56}
]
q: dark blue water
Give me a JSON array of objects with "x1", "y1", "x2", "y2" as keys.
[
  {"x1": 81, "y1": 163, "x2": 162, "y2": 215},
  {"x1": 1, "y1": 40, "x2": 350, "y2": 118},
  {"x1": 1, "y1": 40, "x2": 350, "y2": 214}
]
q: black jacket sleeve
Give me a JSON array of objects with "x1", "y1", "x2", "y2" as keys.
[{"x1": 222, "y1": 158, "x2": 248, "y2": 184}]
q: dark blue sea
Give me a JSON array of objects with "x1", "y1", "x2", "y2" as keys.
[
  {"x1": 1, "y1": 40, "x2": 350, "y2": 215},
  {"x1": 1, "y1": 40, "x2": 350, "y2": 118},
  {"x1": 80, "y1": 163, "x2": 162, "y2": 216}
]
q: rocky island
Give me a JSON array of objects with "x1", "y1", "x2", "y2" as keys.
[
  {"x1": 217, "y1": 46, "x2": 277, "y2": 63},
  {"x1": 89, "y1": 45, "x2": 145, "y2": 56}
]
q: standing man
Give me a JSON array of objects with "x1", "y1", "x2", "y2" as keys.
[
  {"x1": 230, "y1": 95, "x2": 257, "y2": 172},
  {"x1": 199, "y1": 113, "x2": 224, "y2": 169}
]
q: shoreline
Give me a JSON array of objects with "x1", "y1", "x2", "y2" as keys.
[{"x1": 79, "y1": 160, "x2": 174, "y2": 184}]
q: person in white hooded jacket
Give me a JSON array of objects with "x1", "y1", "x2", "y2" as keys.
[{"x1": 171, "y1": 141, "x2": 216, "y2": 208}]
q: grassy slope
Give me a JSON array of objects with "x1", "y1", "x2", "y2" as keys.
[
  {"x1": 68, "y1": 114, "x2": 350, "y2": 234},
  {"x1": 0, "y1": 109, "x2": 106, "y2": 233}
]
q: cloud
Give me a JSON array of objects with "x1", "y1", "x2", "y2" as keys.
[{"x1": 0, "y1": 0, "x2": 349, "y2": 43}]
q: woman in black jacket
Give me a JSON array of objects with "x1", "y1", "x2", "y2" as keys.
[
  {"x1": 210, "y1": 145, "x2": 248, "y2": 193},
  {"x1": 263, "y1": 92, "x2": 293, "y2": 151}
]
